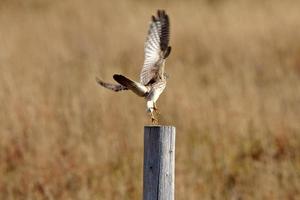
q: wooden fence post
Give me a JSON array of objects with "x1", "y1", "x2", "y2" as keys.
[{"x1": 143, "y1": 126, "x2": 176, "y2": 200}]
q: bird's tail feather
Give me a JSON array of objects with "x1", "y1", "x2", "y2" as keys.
[
  {"x1": 96, "y1": 77, "x2": 128, "y2": 92},
  {"x1": 113, "y1": 74, "x2": 148, "y2": 97}
]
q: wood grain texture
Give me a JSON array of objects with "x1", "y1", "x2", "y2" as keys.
[{"x1": 143, "y1": 126, "x2": 176, "y2": 200}]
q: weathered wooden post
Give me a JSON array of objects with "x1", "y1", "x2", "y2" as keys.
[{"x1": 143, "y1": 126, "x2": 176, "y2": 200}]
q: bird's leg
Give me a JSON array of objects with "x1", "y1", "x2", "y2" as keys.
[
  {"x1": 153, "y1": 102, "x2": 160, "y2": 115},
  {"x1": 147, "y1": 100, "x2": 158, "y2": 124},
  {"x1": 148, "y1": 110, "x2": 158, "y2": 125},
  {"x1": 151, "y1": 115, "x2": 158, "y2": 125},
  {"x1": 153, "y1": 103, "x2": 160, "y2": 123}
]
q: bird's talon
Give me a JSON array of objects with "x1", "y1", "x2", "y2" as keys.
[
  {"x1": 148, "y1": 111, "x2": 157, "y2": 125},
  {"x1": 151, "y1": 117, "x2": 158, "y2": 125},
  {"x1": 153, "y1": 105, "x2": 160, "y2": 115}
]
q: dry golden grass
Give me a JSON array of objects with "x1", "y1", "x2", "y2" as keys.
[{"x1": 1, "y1": 0, "x2": 300, "y2": 199}]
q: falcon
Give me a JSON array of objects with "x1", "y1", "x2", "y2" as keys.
[{"x1": 96, "y1": 10, "x2": 171, "y2": 124}]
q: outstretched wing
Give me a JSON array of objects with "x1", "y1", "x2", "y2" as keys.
[
  {"x1": 96, "y1": 77, "x2": 128, "y2": 92},
  {"x1": 140, "y1": 10, "x2": 171, "y2": 85}
]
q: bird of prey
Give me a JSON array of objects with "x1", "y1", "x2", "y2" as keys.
[{"x1": 96, "y1": 10, "x2": 171, "y2": 124}]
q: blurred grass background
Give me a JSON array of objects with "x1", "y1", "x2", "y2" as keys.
[{"x1": 1, "y1": 0, "x2": 300, "y2": 199}]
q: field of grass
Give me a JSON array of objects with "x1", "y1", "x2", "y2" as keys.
[{"x1": 1, "y1": 0, "x2": 300, "y2": 199}]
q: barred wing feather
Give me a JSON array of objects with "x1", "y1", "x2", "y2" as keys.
[
  {"x1": 96, "y1": 77, "x2": 127, "y2": 92},
  {"x1": 140, "y1": 10, "x2": 170, "y2": 85}
]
